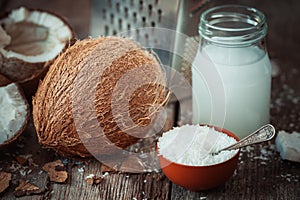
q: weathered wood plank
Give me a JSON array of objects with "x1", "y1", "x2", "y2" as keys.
[
  {"x1": 49, "y1": 160, "x2": 103, "y2": 200},
  {"x1": 96, "y1": 172, "x2": 170, "y2": 200},
  {"x1": 49, "y1": 104, "x2": 175, "y2": 200}
]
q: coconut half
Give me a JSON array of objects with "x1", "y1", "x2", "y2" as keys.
[
  {"x1": 0, "y1": 7, "x2": 74, "y2": 99},
  {"x1": 0, "y1": 74, "x2": 29, "y2": 147}
]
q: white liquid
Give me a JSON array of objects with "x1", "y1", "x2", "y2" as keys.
[{"x1": 192, "y1": 45, "x2": 272, "y2": 139}]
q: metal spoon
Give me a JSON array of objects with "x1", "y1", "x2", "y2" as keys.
[{"x1": 212, "y1": 124, "x2": 276, "y2": 155}]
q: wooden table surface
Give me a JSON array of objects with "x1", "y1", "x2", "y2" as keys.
[{"x1": 1, "y1": 0, "x2": 300, "y2": 199}]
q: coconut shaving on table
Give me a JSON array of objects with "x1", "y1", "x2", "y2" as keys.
[{"x1": 158, "y1": 125, "x2": 238, "y2": 166}]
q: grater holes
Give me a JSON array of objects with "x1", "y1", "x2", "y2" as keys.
[
  {"x1": 113, "y1": 30, "x2": 117, "y2": 35},
  {"x1": 139, "y1": 0, "x2": 143, "y2": 10},
  {"x1": 155, "y1": 0, "x2": 159, "y2": 5},
  {"x1": 158, "y1": 9, "x2": 162, "y2": 22},
  {"x1": 118, "y1": 18, "x2": 122, "y2": 29},
  {"x1": 110, "y1": 13, "x2": 114, "y2": 23},
  {"x1": 105, "y1": 25, "x2": 109, "y2": 35},
  {"x1": 124, "y1": 7, "x2": 128, "y2": 17},
  {"x1": 102, "y1": 8, "x2": 106, "y2": 19},
  {"x1": 135, "y1": 29, "x2": 140, "y2": 39},
  {"x1": 133, "y1": 12, "x2": 137, "y2": 22},
  {"x1": 158, "y1": 9, "x2": 162, "y2": 15},
  {"x1": 107, "y1": 0, "x2": 112, "y2": 7},
  {"x1": 151, "y1": 21, "x2": 155, "y2": 27},
  {"x1": 148, "y1": 4, "x2": 153, "y2": 15},
  {"x1": 127, "y1": 23, "x2": 131, "y2": 30},
  {"x1": 142, "y1": 16, "x2": 146, "y2": 26},
  {"x1": 116, "y1": 2, "x2": 120, "y2": 12}
]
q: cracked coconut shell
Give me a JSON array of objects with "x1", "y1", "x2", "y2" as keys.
[
  {"x1": 32, "y1": 36, "x2": 166, "y2": 157},
  {"x1": 0, "y1": 7, "x2": 75, "y2": 100}
]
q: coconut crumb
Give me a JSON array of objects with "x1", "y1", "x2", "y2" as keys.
[
  {"x1": 103, "y1": 172, "x2": 109, "y2": 177},
  {"x1": 0, "y1": 172, "x2": 11, "y2": 193},
  {"x1": 85, "y1": 174, "x2": 107, "y2": 185},
  {"x1": 85, "y1": 174, "x2": 104, "y2": 185},
  {"x1": 240, "y1": 141, "x2": 277, "y2": 163},
  {"x1": 9, "y1": 161, "x2": 21, "y2": 172},
  {"x1": 19, "y1": 168, "x2": 27, "y2": 176},
  {"x1": 15, "y1": 156, "x2": 27, "y2": 165},
  {"x1": 279, "y1": 173, "x2": 299, "y2": 183},
  {"x1": 77, "y1": 167, "x2": 85, "y2": 173},
  {"x1": 15, "y1": 154, "x2": 32, "y2": 165},
  {"x1": 271, "y1": 59, "x2": 280, "y2": 77}
]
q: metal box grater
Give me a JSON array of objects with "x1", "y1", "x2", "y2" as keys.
[{"x1": 90, "y1": 0, "x2": 211, "y2": 65}]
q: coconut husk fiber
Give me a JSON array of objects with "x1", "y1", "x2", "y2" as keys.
[{"x1": 32, "y1": 36, "x2": 166, "y2": 157}]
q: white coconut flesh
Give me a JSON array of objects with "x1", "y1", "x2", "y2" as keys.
[
  {"x1": 0, "y1": 7, "x2": 72, "y2": 63},
  {"x1": 0, "y1": 83, "x2": 28, "y2": 144}
]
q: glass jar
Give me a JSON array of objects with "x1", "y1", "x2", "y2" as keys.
[{"x1": 192, "y1": 5, "x2": 272, "y2": 139}]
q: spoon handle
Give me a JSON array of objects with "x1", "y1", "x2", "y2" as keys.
[{"x1": 222, "y1": 124, "x2": 276, "y2": 151}]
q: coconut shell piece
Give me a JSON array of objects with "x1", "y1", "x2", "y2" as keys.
[
  {"x1": 0, "y1": 171, "x2": 11, "y2": 193},
  {"x1": 0, "y1": 7, "x2": 75, "y2": 100},
  {"x1": 0, "y1": 73, "x2": 11, "y2": 87},
  {"x1": 101, "y1": 164, "x2": 117, "y2": 173},
  {"x1": 32, "y1": 36, "x2": 166, "y2": 157},
  {"x1": 14, "y1": 180, "x2": 44, "y2": 197},
  {"x1": 0, "y1": 75, "x2": 29, "y2": 148},
  {"x1": 43, "y1": 160, "x2": 68, "y2": 183}
]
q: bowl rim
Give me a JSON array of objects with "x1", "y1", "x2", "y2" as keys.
[{"x1": 157, "y1": 124, "x2": 240, "y2": 168}]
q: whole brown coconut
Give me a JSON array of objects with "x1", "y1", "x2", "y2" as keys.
[{"x1": 32, "y1": 36, "x2": 166, "y2": 157}]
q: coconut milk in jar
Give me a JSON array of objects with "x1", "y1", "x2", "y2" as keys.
[{"x1": 192, "y1": 5, "x2": 272, "y2": 139}]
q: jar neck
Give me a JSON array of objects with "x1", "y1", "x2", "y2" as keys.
[{"x1": 199, "y1": 5, "x2": 267, "y2": 47}]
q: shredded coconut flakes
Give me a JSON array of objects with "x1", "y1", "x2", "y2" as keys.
[{"x1": 158, "y1": 124, "x2": 238, "y2": 166}]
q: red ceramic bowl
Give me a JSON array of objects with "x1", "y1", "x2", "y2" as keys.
[{"x1": 157, "y1": 125, "x2": 240, "y2": 191}]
